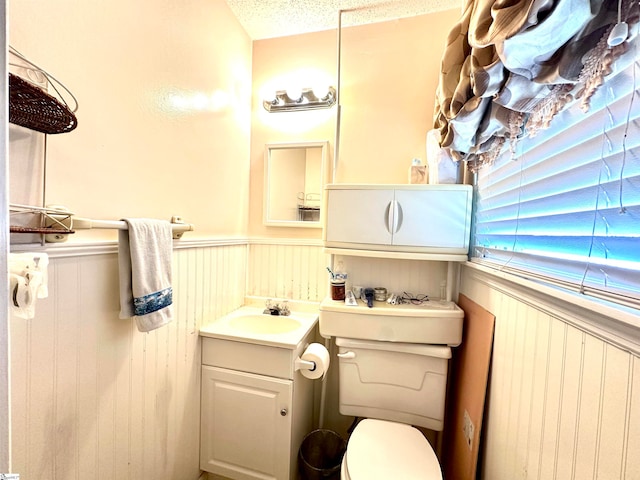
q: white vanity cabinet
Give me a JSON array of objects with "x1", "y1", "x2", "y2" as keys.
[
  {"x1": 200, "y1": 330, "x2": 315, "y2": 480},
  {"x1": 323, "y1": 184, "x2": 472, "y2": 259},
  {"x1": 201, "y1": 363, "x2": 292, "y2": 480}
]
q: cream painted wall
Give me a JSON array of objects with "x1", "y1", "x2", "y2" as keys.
[
  {"x1": 9, "y1": 0, "x2": 252, "y2": 240},
  {"x1": 7, "y1": 1, "x2": 252, "y2": 478},
  {"x1": 337, "y1": 12, "x2": 461, "y2": 184},
  {"x1": 248, "y1": 10, "x2": 461, "y2": 238},
  {"x1": 250, "y1": 29, "x2": 337, "y2": 238}
]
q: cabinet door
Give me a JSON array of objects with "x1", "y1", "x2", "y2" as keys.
[
  {"x1": 201, "y1": 366, "x2": 293, "y2": 480},
  {"x1": 326, "y1": 188, "x2": 395, "y2": 245},
  {"x1": 393, "y1": 188, "x2": 471, "y2": 249}
]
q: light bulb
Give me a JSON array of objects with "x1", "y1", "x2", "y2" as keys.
[
  {"x1": 311, "y1": 84, "x2": 331, "y2": 100},
  {"x1": 285, "y1": 87, "x2": 302, "y2": 101}
]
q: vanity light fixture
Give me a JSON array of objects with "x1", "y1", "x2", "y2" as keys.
[{"x1": 263, "y1": 86, "x2": 337, "y2": 113}]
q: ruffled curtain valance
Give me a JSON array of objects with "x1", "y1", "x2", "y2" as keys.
[{"x1": 433, "y1": 0, "x2": 638, "y2": 171}]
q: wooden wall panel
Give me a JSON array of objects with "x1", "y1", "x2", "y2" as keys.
[
  {"x1": 460, "y1": 267, "x2": 640, "y2": 480},
  {"x1": 441, "y1": 294, "x2": 495, "y2": 480}
]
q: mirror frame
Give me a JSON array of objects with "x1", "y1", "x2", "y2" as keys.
[{"x1": 263, "y1": 140, "x2": 329, "y2": 228}]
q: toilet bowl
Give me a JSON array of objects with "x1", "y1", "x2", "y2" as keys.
[{"x1": 340, "y1": 419, "x2": 442, "y2": 480}]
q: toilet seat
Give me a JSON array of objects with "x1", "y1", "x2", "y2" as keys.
[{"x1": 342, "y1": 419, "x2": 442, "y2": 480}]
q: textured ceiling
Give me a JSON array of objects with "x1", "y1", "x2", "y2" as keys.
[{"x1": 224, "y1": 0, "x2": 462, "y2": 40}]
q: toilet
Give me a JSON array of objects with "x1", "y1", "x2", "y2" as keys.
[{"x1": 335, "y1": 337, "x2": 452, "y2": 480}]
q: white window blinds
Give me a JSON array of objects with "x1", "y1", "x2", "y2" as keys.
[{"x1": 472, "y1": 39, "x2": 640, "y2": 307}]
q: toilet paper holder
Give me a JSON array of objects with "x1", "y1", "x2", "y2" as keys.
[
  {"x1": 295, "y1": 357, "x2": 316, "y2": 372},
  {"x1": 296, "y1": 342, "x2": 330, "y2": 380}
]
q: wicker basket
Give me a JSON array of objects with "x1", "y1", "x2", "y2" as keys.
[{"x1": 9, "y1": 72, "x2": 77, "y2": 134}]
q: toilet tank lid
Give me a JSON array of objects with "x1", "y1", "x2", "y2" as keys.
[{"x1": 336, "y1": 338, "x2": 451, "y2": 359}]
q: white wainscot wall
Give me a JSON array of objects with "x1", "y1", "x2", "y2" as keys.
[
  {"x1": 10, "y1": 242, "x2": 247, "y2": 480},
  {"x1": 460, "y1": 266, "x2": 640, "y2": 480},
  {"x1": 245, "y1": 241, "x2": 452, "y2": 303},
  {"x1": 9, "y1": 238, "x2": 453, "y2": 480},
  {"x1": 247, "y1": 240, "x2": 329, "y2": 302}
]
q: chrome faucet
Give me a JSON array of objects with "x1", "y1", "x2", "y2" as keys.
[{"x1": 263, "y1": 299, "x2": 290, "y2": 316}]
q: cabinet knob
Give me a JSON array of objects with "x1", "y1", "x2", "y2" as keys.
[{"x1": 280, "y1": 408, "x2": 288, "y2": 416}]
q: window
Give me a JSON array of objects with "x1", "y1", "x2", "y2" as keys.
[{"x1": 472, "y1": 40, "x2": 640, "y2": 308}]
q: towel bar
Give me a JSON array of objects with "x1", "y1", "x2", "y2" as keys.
[
  {"x1": 10, "y1": 204, "x2": 194, "y2": 242},
  {"x1": 72, "y1": 216, "x2": 194, "y2": 239}
]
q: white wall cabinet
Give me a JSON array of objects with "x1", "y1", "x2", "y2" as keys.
[{"x1": 323, "y1": 184, "x2": 472, "y2": 260}]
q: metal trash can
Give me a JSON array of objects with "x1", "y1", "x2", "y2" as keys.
[{"x1": 298, "y1": 429, "x2": 347, "y2": 480}]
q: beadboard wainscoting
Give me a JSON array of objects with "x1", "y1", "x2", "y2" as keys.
[
  {"x1": 16, "y1": 237, "x2": 640, "y2": 480},
  {"x1": 332, "y1": 255, "x2": 452, "y2": 300},
  {"x1": 245, "y1": 240, "x2": 454, "y2": 303},
  {"x1": 10, "y1": 241, "x2": 247, "y2": 480},
  {"x1": 460, "y1": 265, "x2": 640, "y2": 480},
  {"x1": 247, "y1": 239, "x2": 329, "y2": 302}
]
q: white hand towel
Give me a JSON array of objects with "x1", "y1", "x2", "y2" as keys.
[{"x1": 118, "y1": 218, "x2": 173, "y2": 332}]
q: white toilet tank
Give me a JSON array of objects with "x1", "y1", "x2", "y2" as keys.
[{"x1": 336, "y1": 338, "x2": 451, "y2": 431}]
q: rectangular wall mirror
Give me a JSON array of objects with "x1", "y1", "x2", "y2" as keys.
[{"x1": 264, "y1": 140, "x2": 328, "y2": 228}]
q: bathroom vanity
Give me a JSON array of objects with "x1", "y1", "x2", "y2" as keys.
[{"x1": 199, "y1": 306, "x2": 318, "y2": 480}]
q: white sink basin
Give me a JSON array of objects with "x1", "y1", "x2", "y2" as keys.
[
  {"x1": 319, "y1": 297, "x2": 463, "y2": 346},
  {"x1": 229, "y1": 314, "x2": 301, "y2": 334},
  {"x1": 200, "y1": 306, "x2": 318, "y2": 348}
]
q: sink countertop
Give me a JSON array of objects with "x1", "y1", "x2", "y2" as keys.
[
  {"x1": 199, "y1": 306, "x2": 319, "y2": 349},
  {"x1": 319, "y1": 296, "x2": 464, "y2": 345}
]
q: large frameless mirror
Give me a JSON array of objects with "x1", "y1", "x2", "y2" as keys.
[{"x1": 264, "y1": 141, "x2": 328, "y2": 228}]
